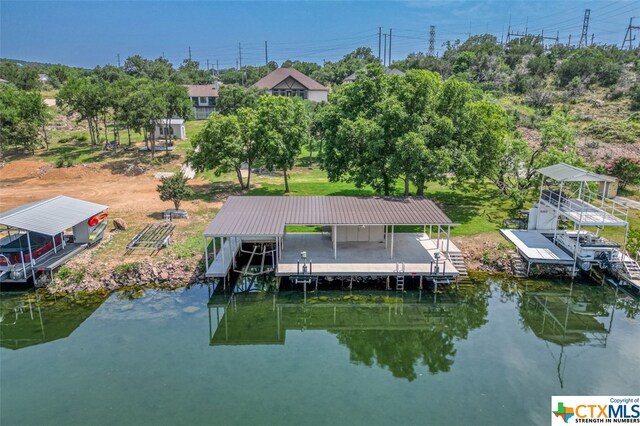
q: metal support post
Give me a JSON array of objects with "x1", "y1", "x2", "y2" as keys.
[{"x1": 390, "y1": 225, "x2": 395, "y2": 259}]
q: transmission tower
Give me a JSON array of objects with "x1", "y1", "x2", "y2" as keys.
[
  {"x1": 623, "y1": 18, "x2": 640, "y2": 50},
  {"x1": 428, "y1": 26, "x2": 436, "y2": 56},
  {"x1": 578, "y1": 9, "x2": 590, "y2": 48}
]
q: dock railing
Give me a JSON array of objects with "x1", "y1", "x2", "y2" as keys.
[{"x1": 540, "y1": 189, "x2": 629, "y2": 224}]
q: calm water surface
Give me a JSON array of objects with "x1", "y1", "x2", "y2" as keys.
[{"x1": 1, "y1": 277, "x2": 639, "y2": 426}]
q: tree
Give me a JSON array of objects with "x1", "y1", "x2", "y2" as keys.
[
  {"x1": 189, "y1": 113, "x2": 256, "y2": 190},
  {"x1": 216, "y1": 84, "x2": 265, "y2": 115},
  {"x1": 281, "y1": 60, "x2": 322, "y2": 76},
  {"x1": 0, "y1": 85, "x2": 44, "y2": 155},
  {"x1": 57, "y1": 76, "x2": 108, "y2": 146},
  {"x1": 630, "y1": 84, "x2": 640, "y2": 112},
  {"x1": 158, "y1": 82, "x2": 192, "y2": 156},
  {"x1": 320, "y1": 65, "x2": 509, "y2": 196},
  {"x1": 157, "y1": 171, "x2": 193, "y2": 211},
  {"x1": 604, "y1": 157, "x2": 640, "y2": 190},
  {"x1": 253, "y1": 96, "x2": 309, "y2": 193}
]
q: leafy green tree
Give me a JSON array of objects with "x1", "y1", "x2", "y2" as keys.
[
  {"x1": 189, "y1": 113, "x2": 257, "y2": 190},
  {"x1": 57, "y1": 76, "x2": 108, "y2": 146},
  {"x1": 280, "y1": 60, "x2": 322, "y2": 77},
  {"x1": 311, "y1": 47, "x2": 379, "y2": 85},
  {"x1": 157, "y1": 171, "x2": 193, "y2": 210},
  {"x1": 605, "y1": 157, "x2": 640, "y2": 190},
  {"x1": 253, "y1": 96, "x2": 309, "y2": 192},
  {"x1": 0, "y1": 85, "x2": 44, "y2": 154},
  {"x1": 556, "y1": 48, "x2": 622, "y2": 87},
  {"x1": 216, "y1": 84, "x2": 265, "y2": 115}
]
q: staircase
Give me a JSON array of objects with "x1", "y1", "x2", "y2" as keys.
[
  {"x1": 622, "y1": 258, "x2": 640, "y2": 280},
  {"x1": 447, "y1": 251, "x2": 468, "y2": 277},
  {"x1": 508, "y1": 250, "x2": 528, "y2": 277}
]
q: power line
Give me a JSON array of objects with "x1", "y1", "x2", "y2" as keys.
[{"x1": 579, "y1": 9, "x2": 591, "y2": 47}]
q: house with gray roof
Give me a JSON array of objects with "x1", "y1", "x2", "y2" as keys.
[{"x1": 253, "y1": 68, "x2": 328, "y2": 102}]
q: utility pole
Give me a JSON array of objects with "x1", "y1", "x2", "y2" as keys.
[
  {"x1": 238, "y1": 43, "x2": 242, "y2": 69},
  {"x1": 578, "y1": 9, "x2": 590, "y2": 48},
  {"x1": 383, "y1": 33, "x2": 387, "y2": 66},
  {"x1": 206, "y1": 59, "x2": 209, "y2": 70},
  {"x1": 188, "y1": 46, "x2": 192, "y2": 61},
  {"x1": 388, "y1": 28, "x2": 392, "y2": 66},
  {"x1": 428, "y1": 25, "x2": 436, "y2": 56},
  {"x1": 117, "y1": 53, "x2": 120, "y2": 68},
  {"x1": 525, "y1": 16, "x2": 529, "y2": 36},
  {"x1": 591, "y1": 33, "x2": 595, "y2": 46},
  {"x1": 378, "y1": 27, "x2": 382, "y2": 61},
  {"x1": 265, "y1": 41, "x2": 268, "y2": 65},
  {"x1": 623, "y1": 18, "x2": 640, "y2": 50},
  {"x1": 216, "y1": 59, "x2": 219, "y2": 75},
  {"x1": 568, "y1": 34, "x2": 572, "y2": 47}
]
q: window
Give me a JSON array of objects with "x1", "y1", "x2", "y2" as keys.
[
  {"x1": 199, "y1": 96, "x2": 208, "y2": 106},
  {"x1": 158, "y1": 127, "x2": 164, "y2": 135}
]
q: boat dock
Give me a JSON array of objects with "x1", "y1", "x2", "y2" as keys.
[{"x1": 203, "y1": 196, "x2": 464, "y2": 286}]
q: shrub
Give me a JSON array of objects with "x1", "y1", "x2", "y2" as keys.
[
  {"x1": 586, "y1": 118, "x2": 640, "y2": 144},
  {"x1": 157, "y1": 171, "x2": 193, "y2": 210},
  {"x1": 524, "y1": 88, "x2": 554, "y2": 109},
  {"x1": 630, "y1": 84, "x2": 640, "y2": 112},
  {"x1": 75, "y1": 134, "x2": 88, "y2": 142},
  {"x1": 557, "y1": 48, "x2": 622, "y2": 88},
  {"x1": 57, "y1": 265, "x2": 72, "y2": 280},
  {"x1": 114, "y1": 262, "x2": 140, "y2": 275},
  {"x1": 608, "y1": 157, "x2": 640, "y2": 190}
]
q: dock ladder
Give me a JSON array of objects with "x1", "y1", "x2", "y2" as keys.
[{"x1": 395, "y1": 263, "x2": 406, "y2": 291}]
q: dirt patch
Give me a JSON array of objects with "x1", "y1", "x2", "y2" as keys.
[
  {"x1": 453, "y1": 232, "x2": 513, "y2": 273},
  {"x1": 0, "y1": 159, "x2": 221, "y2": 238},
  {"x1": 0, "y1": 160, "x2": 50, "y2": 179}
]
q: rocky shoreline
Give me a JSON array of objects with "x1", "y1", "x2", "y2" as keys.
[{"x1": 42, "y1": 257, "x2": 207, "y2": 294}]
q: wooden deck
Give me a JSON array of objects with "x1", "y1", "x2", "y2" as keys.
[{"x1": 277, "y1": 233, "x2": 459, "y2": 277}]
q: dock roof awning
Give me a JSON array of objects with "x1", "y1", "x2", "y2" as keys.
[
  {"x1": 205, "y1": 196, "x2": 453, "y2": 237},
  {"x1": 537, "y1": 163, "x2": 616, "y2": 183},
  {"x1": 0, "y1": 196, "x2": 108, "y2": 236}
]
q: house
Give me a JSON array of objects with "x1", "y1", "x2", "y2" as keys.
[
  {"x1": 342, "y1": 67, "x2": 406, "y2": 83},
  {"x1": 38, "y1": 74, "x2": 49, "y2": 83},
  {"x1": 185, "y1": 83, "x2": 219, "y2": 119},
  {"x1": 253, "y1": 68, "x2": 328, "y2": 102},
  {"x1": 154, "y1": 118, "x2": 186, "y2": 140}
]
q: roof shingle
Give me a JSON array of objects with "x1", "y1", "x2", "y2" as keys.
[{"x1": 253, "y1": 68, "x2": 327, "y2": 91}]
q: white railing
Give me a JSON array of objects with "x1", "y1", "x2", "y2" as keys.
[{"x1": 540, "y1": 190, "x2": 628, "y2": 224}]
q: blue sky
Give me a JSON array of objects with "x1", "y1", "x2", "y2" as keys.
[{"x1": 1, "y1": 1, "x2": 638, "y2": 69}]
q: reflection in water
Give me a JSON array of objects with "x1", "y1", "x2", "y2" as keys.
[
  {"x1": 209, "y1": 283, "x2": 491, "y2": 381},
  {"x1": 209, "y1": 276, "x2": 639, "y2": 384},
  {"x1": 0, "y1": 292, "x2": 105, "y2": 350},
  {"x1": 516, "y1": 282, "x2": 636, "y2": 388}
]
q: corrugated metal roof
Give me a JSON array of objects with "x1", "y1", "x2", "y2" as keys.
[
  {"x1": 253, "y1": 68, "x2": 328, "y2": 91},
  {"x1": 204, "y1": 196, "x2": 453, "y2": 237},
  {"x1": 0, "y1": 196, "x2": 108, "y2": 236},
  {"x1": 537, "y1": 163, "x2": 616, "y2": 183}
]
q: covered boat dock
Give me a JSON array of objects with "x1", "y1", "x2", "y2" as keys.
[
  {"x1": 0, "y1": 196, "x2": 108, "y2": 283},
  {"x1": 203, "y1": 196, "x2": 461, "y2": 284}
]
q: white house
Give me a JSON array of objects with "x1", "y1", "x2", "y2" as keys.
[
  {"x1": 154, "y1": 118, "x2": 186, "y2": 140},
  {"x1": 185, "y1": 83, "x2": 219, "y2": 119},
  {"x1": 253, "y1": 68, "x2": 328, "y2": 102}
]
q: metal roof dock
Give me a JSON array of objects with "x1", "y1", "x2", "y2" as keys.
[{"x1": 0, "y1": 196, "x2": 108, "y2": 236}]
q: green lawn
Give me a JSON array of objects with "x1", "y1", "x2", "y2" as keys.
[{"x1": 196, "y1": 166, "x2": 518, "y2": 237}]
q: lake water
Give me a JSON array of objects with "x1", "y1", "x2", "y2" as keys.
[{"x1": 1, "y1": 277, "x2": 639, "y2": 425}]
